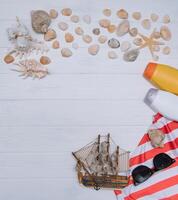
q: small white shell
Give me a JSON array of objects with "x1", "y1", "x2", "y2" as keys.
[
  {"x1": 58, "y1": 22, "x2": 68, "y2": 31},
  {"x1": 162, "y1": 46, "x2": 171, "y2": 55},
  {"x1": 162, "y1": 15, "x2": 170, "y2": 24},
  {"x1": 103, "y1": 9, "x2": 111, "y2": 17},
  {"x1": 75, "y1": 27, "x2": 84, "y2": 35},
  {"x1": 61, "y1": 48, "x2": 72, "y2": 57},
  {"x1": 88, "y1": 44, "x2": 100, "y2": 55},
  {"x1": 98, "y1": 35, "x2": 107, "y2": 44},
  {"x1": 116, "y1": 20, "x2": 130, "y2": 37},
  {"x1": 150, "y1": 13, "x2": 159, "y2": 22},
  {"x1": 160, "y1": 26, "x2": 172, "y2": 41},
  {"x1": 70, "y1": 15, "x2": 79, "y2": 23},
  {"x1": 108, "y1": 51, "x2": 118, "y2": 59},
  {"x1": 120, "y1": 41, "x2": 131, "y2": 52},
  {"x1": 82, "y1": 35, "x2": 92, "y2": 43},
  {"x1": 141, "y1": 19, "x2": 151, "y2": 30},
  {"x1": 83, "y1": 15, "x2": 91, "y2": 24}
]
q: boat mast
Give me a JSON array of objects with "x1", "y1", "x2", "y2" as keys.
[
  {"x1": 97, "y1": 134, "x2": 100, "y2": 160},
  {"x1": 107, "y1": 133, "x2": 110, "y2": 161},
  {"x1": 116, "y1": 146, "x2": 119, "y2": 175}
]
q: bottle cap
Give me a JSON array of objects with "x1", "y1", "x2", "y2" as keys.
[
  {"x1": 144, "y1": 88, "x2": 158, "y2": 107},
  {"x1": 143, "y1": 63, "x2": 157, "y2": 80}
]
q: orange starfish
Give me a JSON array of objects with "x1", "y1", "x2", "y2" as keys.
[{"x1": 138, "y1": 29, "x2": 165, "y2": 60}]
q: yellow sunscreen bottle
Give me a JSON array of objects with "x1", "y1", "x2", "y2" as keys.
[{"x1": 143, "y1": 63, "x2": 178, "y2": 95}]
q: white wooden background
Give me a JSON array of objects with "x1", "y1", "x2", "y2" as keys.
[{"x1": 0, "y1": 0, "x2": 178, "y2": 199}]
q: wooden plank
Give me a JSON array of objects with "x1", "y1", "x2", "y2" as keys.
[
  {"x1": 0, "y1": 99, "x2": 153, "y2": 127},
  {"x1": 0, "y1": 74, "x2": 151, "y2": 100},
  {"x1": 0, "y1": 126, "x2": 147, "y2": 152}
]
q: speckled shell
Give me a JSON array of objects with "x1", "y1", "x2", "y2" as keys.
[{"x1": 31, "y1": 10, "x2": 51, "y2": 33}]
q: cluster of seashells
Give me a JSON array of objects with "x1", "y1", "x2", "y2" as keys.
[
  {"x1": 4, "y1": 7, "x2": 172, "y2": 78},
  {"x1": 30, "y1": 7, "x2": 171, "y2": 62}
]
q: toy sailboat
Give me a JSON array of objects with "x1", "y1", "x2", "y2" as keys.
[{"x1": 72, "y1": 134, "x2": 130, "y2": 190}]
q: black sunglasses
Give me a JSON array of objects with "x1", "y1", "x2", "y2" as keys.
[{"x1": 132, "y1": 153, "x2": 176, "y2": 186}]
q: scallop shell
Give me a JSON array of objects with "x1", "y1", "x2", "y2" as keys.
[
  {"x1": 44, "y1": 29, "x2": 56, "y2": 41},
  {"x1": 70, "y1": 15, "x2": 79, "y2": 23},
  {"x1": 92, "y1": 28, "x2": 100, "y2": 35},
  {"x1": 83, "y1": 15, "x2": 91, "y2": 24},
  {"x1": 160, "y1": 26, "x2": 172, "y2": 41},
  {"x1": 132, "y1": 12, "x2": 141, "y2": 20},
  {"x1": 116, "y1": 20, "x2": 130, "y2": 37},
  {"x1": 61, "y1": 48, "x2": 72, "y2": 57},
  {"x1": 88, "y1": 44, "x2": 100, "y2": 55},
  {"x1": 141, "y1": 19, "x2": 151, "y2": 30},
  {"x1": 123, "y1": 49, "x2": 139, "y2": 62},
  {"x1": 108, "y1": 51, "x2": 118, "y2": 59},
  {"x1": 120, "y1": 41, "x2": 131, "y2": 52},
  {"x1": 117, "y1": 9, "x2": 128, "y2": 19},
  {"x1": 129, "y1": 27, "x2": 138, "y2": 37},
  {"x1": 61, "y1": 8, "x2": 72, "y2": 16},
  {"x1": 108, "y1": 38, "x2": 120, "y2": 48},
  {"x1": 162, "y1": 15, "x2": 170, "y2": 24},
  {"x1": 4, "y1": 54, "x2": 15, "y2": 64},
  {"x1": 82, "y1": 35, "x2": 92, "y2": 43},
  {"x1": 40, "y1": 56, "x2": 51, "y2": 65},
  {"x1": 65, "y1": 33, "x2": 74, "y2": 43},
  {"x1": 103, "y1": 9, "x2": 111, "y2": 17},
  {"x1": 58, "y1": 22, "x2": 68, "y2": 31},
  {"x1": 162, "y1": 46, "x2": 171, "y2": 55},
  {"x1": 150, "y1": 13, "x2": 159, "y2": 22},
  {"x1": 75, "y1": 27, "x2": 84, "y2": 35},
  {"x1": 99, "y1": 19, "x2": 111, "y2": 28},
  {"x1": 107, "y1": 24, "x2": 116, "y2": 33},
  {"x1": 98, "y1": 35, "x2": 107, "y2": 44},
  {"x1": 31, "y1": 10, "x2": 51, "y2": 33},
  {"x1": 52, "y1": 40, "x2": 60, "y2": 49},
  {"x1": 49, "y1": 9, "x2": 58, "y2": 19}
]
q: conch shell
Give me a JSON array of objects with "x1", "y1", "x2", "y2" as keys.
[
  {"x1": 148, "y1": 129, "x2": 165, "y2": 148},
  {"x1": 31, "y1": 10, "x2": 51, "y2": 33}
]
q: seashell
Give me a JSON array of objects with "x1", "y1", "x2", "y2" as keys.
[
  {"x1": 49, "y1": 9, "x2": 58, "y2": 19},
  {"x1": 75, "y1": 27, "x2": 84, "y2": 35},
  {"x1": 72, "y1": 43, "x2": 79, "y2": 49},
  {"x1": 133, "y1": 38, "x2": 143, "y2": 46},
  {"x1": 129, "y1": 27, "x2": 138, "y2": 37},
  {"x1": 88, "y1": 44, "x2": 100, "y2": 55},
  {"x1": 117, "y1": 9, "x2": 128, "y2": 19},
  {"x1": 92, "y1": 28, "x2": 100, "y2": 35},
  {"x1": 82, "y1": 34, "x2": 92, "y2": 43},
  {"x1": 61, "y1": 48, "x2": 72, "y2": 57},
  {"x1": 141, "y1": 19, "x2": 151, "y2": 30},
  {"x1": 31, "y1": 10, "x2": 51, "y2": 33},
  {"x1": 52, "y1": 40, "x2": 60, "y2": 49},
  {"x1": 162, "y1": 46, "x2": 171, "y2": 55},
  {"x1": 99, "y1": 19, "x2": 111, "y2": 28},
  {"x1": 148, "y1": 129, "x2": 165, "y2": 148},
  {"x1": 107, "y1": 24, "x2": 116, "y2": 33},
  {"x1": 123, "y1": 49, "x2": 139, "y2": 62},
  {"x1": 116, "y1": 20, "x2": 130, "y2": 37},
  {"x1": 152, "y1": 45, "x2": 160, "y2": 52},
  {"x1": 83, "y1": 15, "x2": 91, "y2": 24},
  {"x1": 61, "y1": 8, "x2": 72, "y2": 16},
  {"x1": 108, "y1": 51, "x2": 118, "y2": 59},
  {"x1": 150, "y1": 13, "x2": 159, "y2": 22},
  {"x1": 98, "y1": 35, "x2": 107, "y2": 44},
  {"x1": 44, "y1": 29, "x2": 56, "y2": 41},
  {"x1": 162, "y1": 15, "x2": 170, "y2": 24},
  {"x1": 120, "y1": 41, "x2": 131, "y2": 52},
  {"x1": 153, "y1": 31, "x2": 161, "y2": 39},
  {"x1": 103, "y1": 8, "x2": 111, "y2": 17},
  {"x1": 108, "y1": 38, "x2": 120, "y2": 48},
  {"x1": 58, "y1": 22, "x2": 68, "y2": 31},
  {"x1": 40, "y1": 56, "x2": 51, "y2": 65},
  {"x1": 13, "y1": 59, "x2": 48, "y2": 79},
  {"x1": 132, "y1": 12, "x2": 141, "y2": 20},
  {"x1": 65, "y1": 33, "x2": 74, "y2": 43},
  {"x1": 70, "y1": 15, "x2": 79, "y2": 23},
  {"x1": 4, "y1": 54, "x2": 15, "y2": 64},
  {"x1": 160, "y1": 26, "x2": 171, "y2": 41}
]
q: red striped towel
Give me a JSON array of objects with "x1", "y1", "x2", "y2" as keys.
[{"x1": 114, "y1": 113, "x2": 178, "y2": 200}]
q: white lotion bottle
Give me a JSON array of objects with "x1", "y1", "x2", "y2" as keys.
[{"x1": 144, "y1": 88, "x2": 178, "y2": 121}]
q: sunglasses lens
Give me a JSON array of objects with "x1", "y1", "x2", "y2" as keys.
[
  {"x1": 132, "y1": 165, "x2": 153, "y2": 185},
  {"x1": 153, "y1": 153, "x2": 175, "y2": 171}
]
